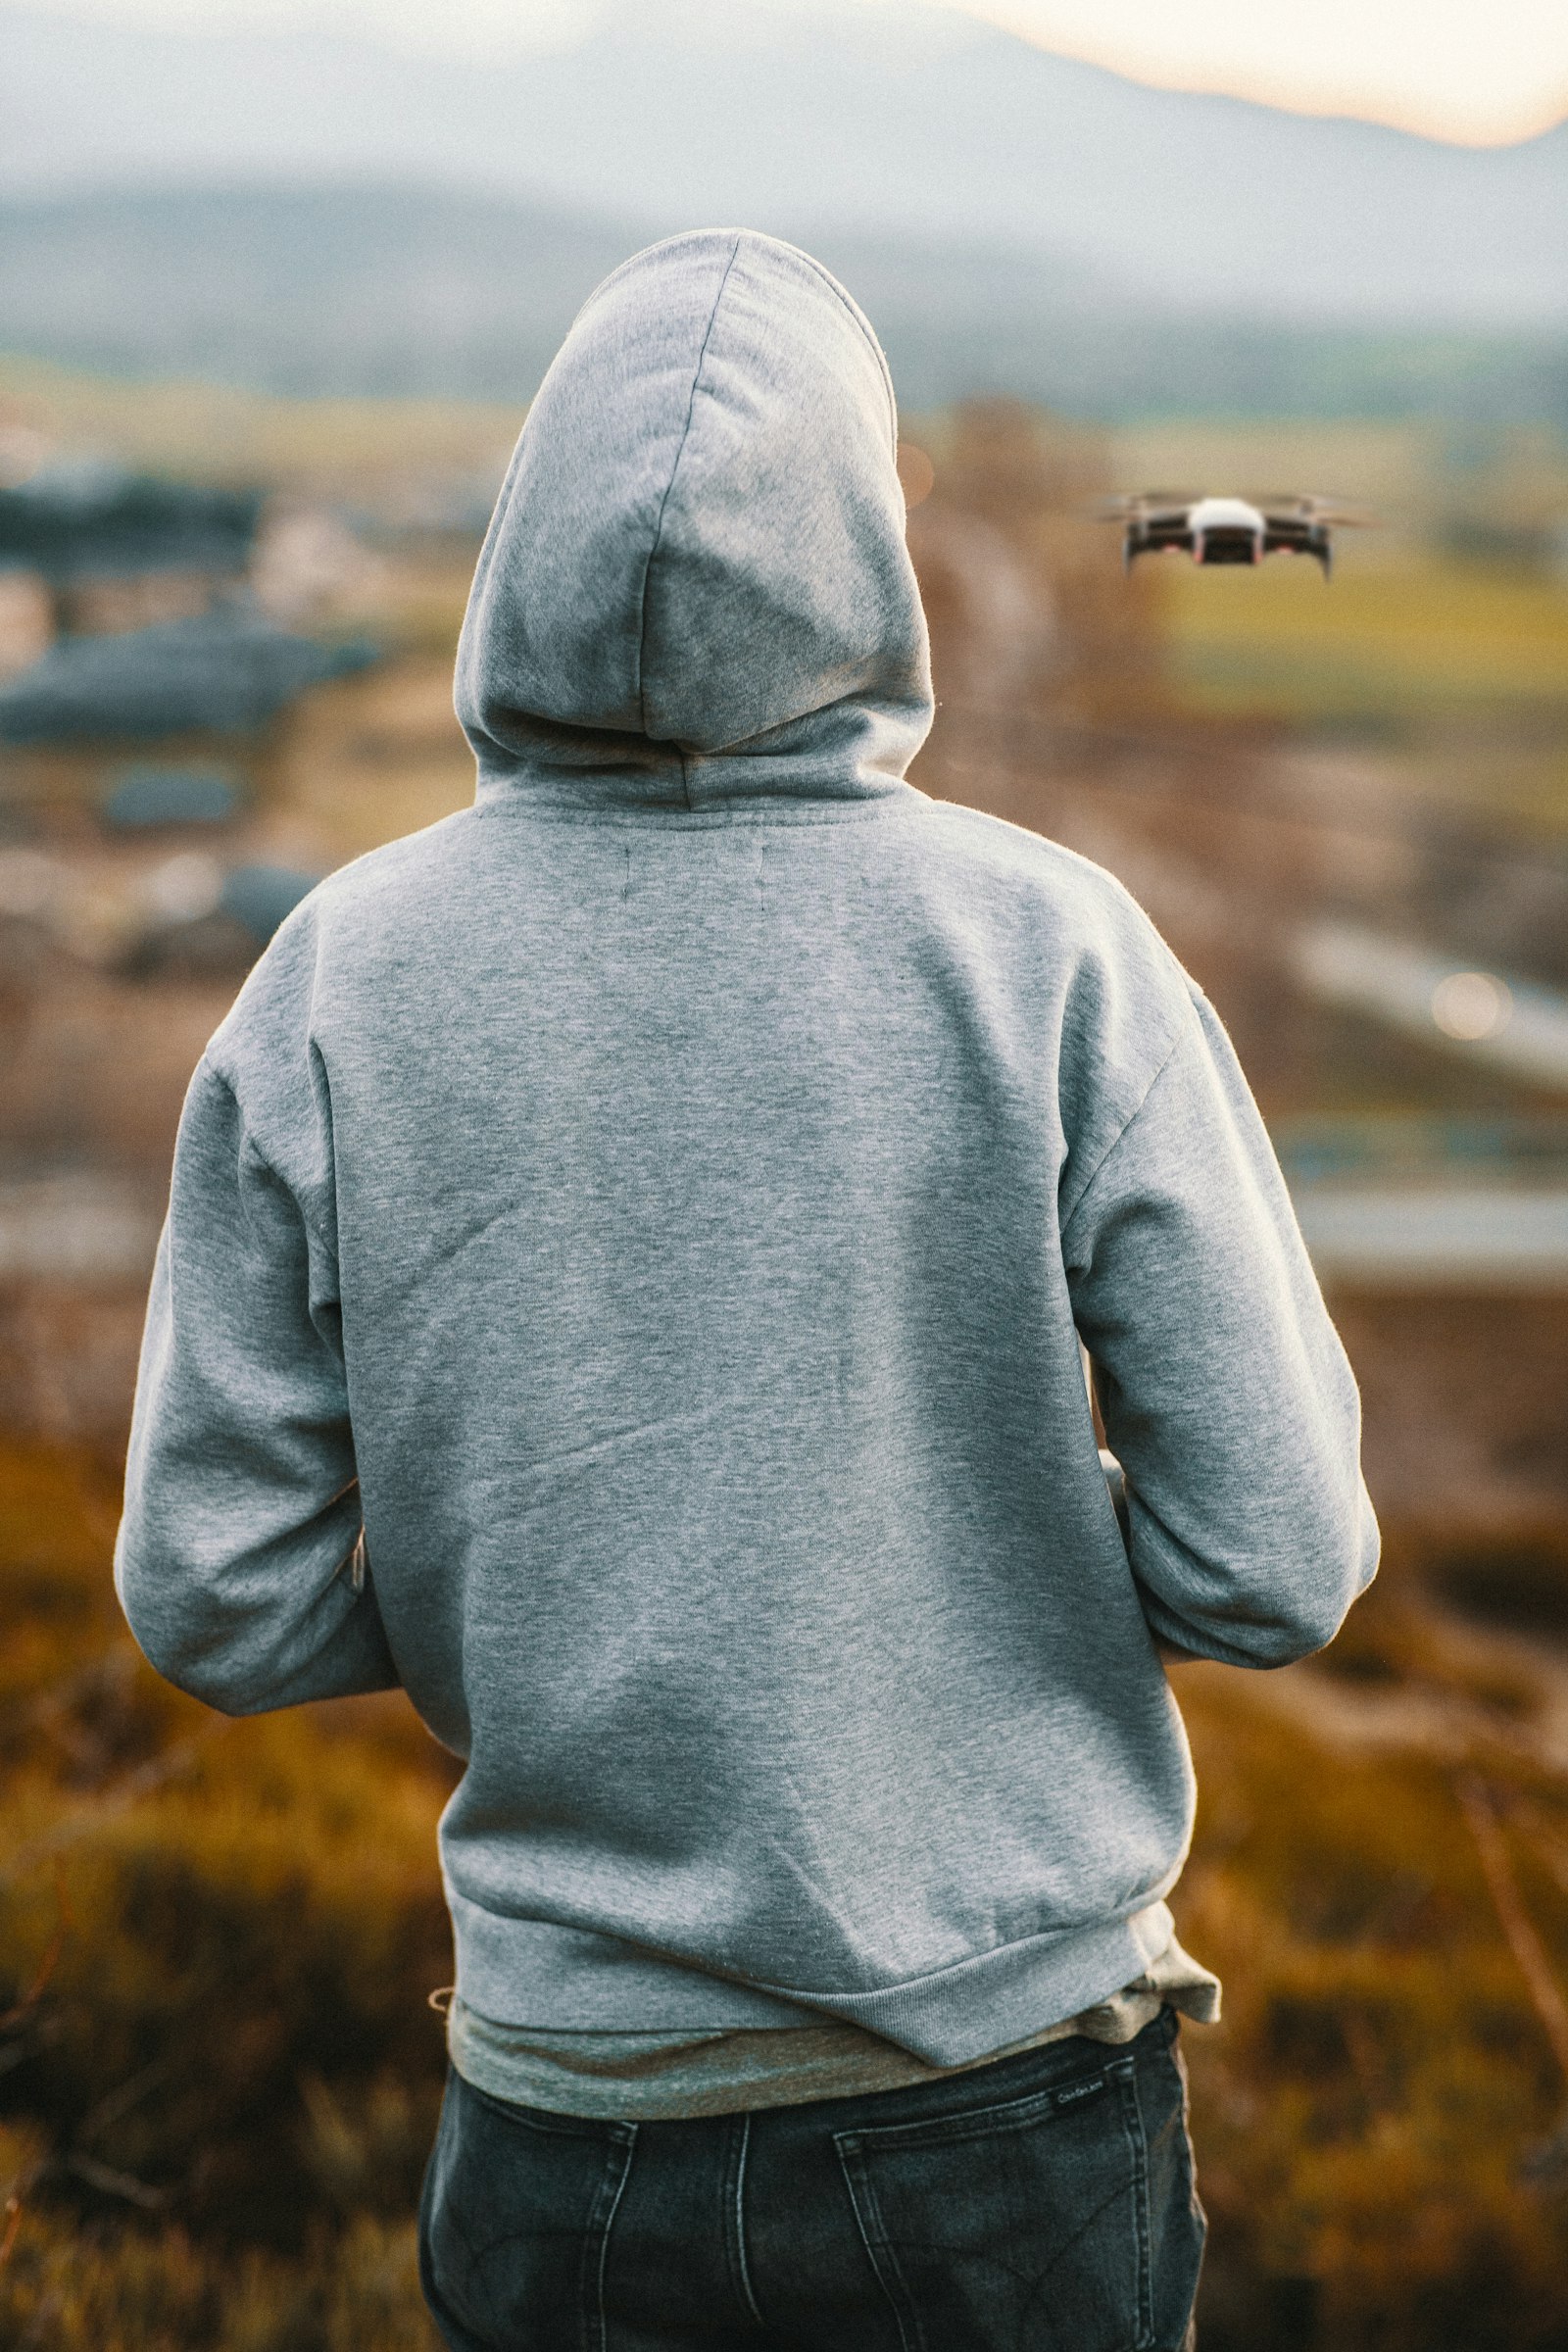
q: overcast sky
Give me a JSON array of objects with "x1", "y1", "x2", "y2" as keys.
[{"x1": 9, "y1": 0, "x2": 1567, "y2": 145}]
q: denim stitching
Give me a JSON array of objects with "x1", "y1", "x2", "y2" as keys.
[
  {"x1": 726, "y1": 2114, "x2": 766, "y2": 2329},
  {"x1": 582, "y1": 2124, "x2": 636, "y2": 2352},
  {"x1": 459, "y1": 2075, "x2": 619, "y2": 2140},
  {"x1": 835, "y1": 2050, "x2": 1158, "y2": 2352},
  {"x1": 833, "y1": 2134, "x2": 924, "y2": 2352},
  {"x1": 833, "y1": 2054, "x2": 1118, "y2": 2157},
  {"x1": 1118, "y1": 2060, "x2": 1156, "y2": 2350}
]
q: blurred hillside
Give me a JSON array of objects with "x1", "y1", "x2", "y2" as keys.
[
  {"x1": 6, "y1": 1, "x2": 1567, "y2": 327},
  {"x1": 2, "y1": 183, "x2": 1565, "y2": 423},
  {"x1": 3, "y1": 0, "x2": 1567, "y2": 428}
]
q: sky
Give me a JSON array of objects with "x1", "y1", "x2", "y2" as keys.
[
  {"x1": 10, "y1": 0, "x2": 1568, "y2": 146},
  {"x1": 976, "y1": 0, "x2": 1568, "y2": 143}
]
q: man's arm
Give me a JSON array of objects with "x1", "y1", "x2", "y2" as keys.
[
  {"x1": 1066, "y1": 988, "x2": 1379, "y2": 1668},
  {"x1": 115, "y1": 1058, "x2": 399, "y2": 1713},
  {"x1": 1097, "y1": 1444, "x2": 1201, "y2": 1665}
]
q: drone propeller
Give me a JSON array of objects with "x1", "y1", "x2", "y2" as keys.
[
  {"x1": 1252, "y1": 494, "x2": 1379, "y2": 527},
  {"x1": 1088, "y1": 491, "x2": 1202, "y2": 521}
]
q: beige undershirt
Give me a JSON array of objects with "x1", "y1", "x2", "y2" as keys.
[{"x1": 446, "y1": 1925, "x2": 1221, "y2": 2121}]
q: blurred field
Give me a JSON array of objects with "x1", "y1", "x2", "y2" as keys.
[
  {"x1": 1112, "y1": 417, "x2": 1568, "y2": 842},
  {"x1": 0, "y1": 356, "x2": 524, "y2": 508},
  {"x1": 2, "y1": 374, "x2": 1567, "y2": 2347},
  {"x1": 1161, "y1": 559, "x2": 1568, "y2": 722},
  {"x1": 1153, "y1": 557, "x2": 1568, "y2": 848}
]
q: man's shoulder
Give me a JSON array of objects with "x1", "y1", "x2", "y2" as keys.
[
  {"x1": 205, "y1": 810, "x2": 480, "y2": 1074},
  {"x1": 901, "y1": 792, "x2": 1178, "y2": 969},
  {"x1": 901, "y1": 795, "x2": 1200, "y2": 1123},
  {"x1": 311, "y1": 806, "x2": 481, "y2": 919},
  {"x1": 251, "y1": 808, "x2": 481, "y2": 975}
]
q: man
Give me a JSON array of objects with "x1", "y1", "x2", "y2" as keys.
[{"x1": 117, "y1": 230, "x2": 1378, "y2": 2349}]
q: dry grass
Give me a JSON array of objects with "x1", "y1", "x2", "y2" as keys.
[
  {"x1": 0, "y1": 1442, "x2": 454, "y2": 2345},
  {"x1": 0, "y1": 2203, "x2": 437, "y2": 2352},
  {"x1": 1177, "y1": 1644, "x2": 1568, "y2": 2348},
  {"x1": 5, "y1": 1442, "x2": 1568, "y2": 2346}
]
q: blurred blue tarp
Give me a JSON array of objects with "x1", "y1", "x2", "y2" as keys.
[
  {"x1": 0, "y1": 612, "x2": 379, "y2": 743},
  {"x1": 100, "y1": 763, "x2": 245, "y2": 828},
  {"x1": 219, "y1": 862, "x2": 318, "y2": 944},
  {"x1": 0, "y1": 463, "x2": 262, "y2": 586}
]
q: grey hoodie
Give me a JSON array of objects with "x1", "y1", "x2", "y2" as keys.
[{"x1": 116, "y1": 229, "x2": 1377, "y2": 2067}]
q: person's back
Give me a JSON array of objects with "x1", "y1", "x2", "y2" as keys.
[{"x1": 117, "y1": 230, "x2": 1378, "y2": 2350}]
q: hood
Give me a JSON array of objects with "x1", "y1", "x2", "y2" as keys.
[{"x1": 456, "y1": 229, "x2": 933, "y2": 809}]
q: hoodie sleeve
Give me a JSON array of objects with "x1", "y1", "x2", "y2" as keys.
[
  {"x1": 115, "y1": 1057, "x2": 399, "y2": 1713},
  {"x1": 1063, "y1": 986, "x2": 1379, "y2": 1668}
]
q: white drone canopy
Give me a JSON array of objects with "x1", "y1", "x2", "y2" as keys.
[{"x1": 1188, "y1": 496, "x2": 1265, "y2": 533}]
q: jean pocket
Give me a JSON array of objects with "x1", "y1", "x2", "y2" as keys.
[
  {"x1": 418, "y1": 2070, "x2": 636, "y2": 2352},
  {"x1": 834, "y1": 2053, "x2": 1154, "y2": 2352}
]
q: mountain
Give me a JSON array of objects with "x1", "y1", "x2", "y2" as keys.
[
  {"x1": 0, "y1": 185, "x2": 632, "y2": 404},
  {"x1": 3, "y1": 0, "x2": 1565, "y2": 329},
  {"x1": 0, "y1": 181, "x2": 1561, "y2": 425}
]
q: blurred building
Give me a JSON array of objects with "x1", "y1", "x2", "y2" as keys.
[
  {"x1": 0, "y1": 610, "x2": 376, "y2": 746},
  {"x1": 0, "y1": 459, "x2": 263, "y2": 638},
  {"x1": 0, "y1": 457, "x2": 379, "y2": 747}
]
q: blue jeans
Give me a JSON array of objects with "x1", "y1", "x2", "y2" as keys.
[{"x1": 417, "y1": 2007, "x2": 1205, "y2": 2350}]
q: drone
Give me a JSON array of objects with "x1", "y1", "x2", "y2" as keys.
[{"x1": 1102, "y1": 493, "x2": 1372, "y2": 577}]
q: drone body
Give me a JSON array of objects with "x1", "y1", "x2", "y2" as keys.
[{"x1": 1108, "y1": 493, "x2": 1364, "y2": 576}]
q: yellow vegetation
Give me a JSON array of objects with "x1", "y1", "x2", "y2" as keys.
[
  {"x1": 4, "y1": 1444, "x2": 1568, "y2": 2346},
  {"x1": 0, "y1": 1442, "x2": 453, "y2": 2346},
  {"x1": 0, "y1": 356, "x2": 523, "y2": 502},
  {"x1": 1158, "y1": 556, "x2": 1568, "y2": 721}
]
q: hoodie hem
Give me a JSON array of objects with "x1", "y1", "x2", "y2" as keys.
[{"x1": 446, "y1": 1892, "x2": 1179, "y2": 2070}]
